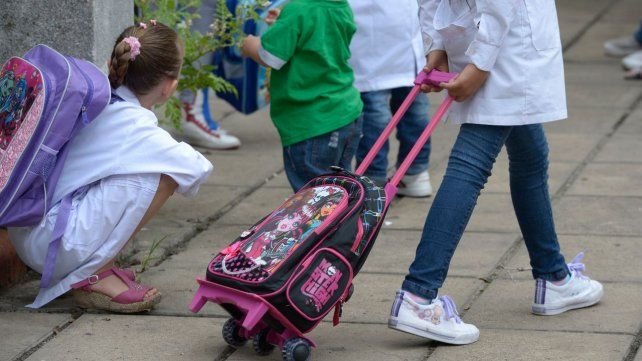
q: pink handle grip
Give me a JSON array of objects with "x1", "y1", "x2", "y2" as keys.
[{"x1": 414, "y1": 70, "x2": 458, "y2": 87}]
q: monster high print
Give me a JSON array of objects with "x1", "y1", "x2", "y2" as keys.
[
  {"x1": 0, "y1": 60, "x2": 43, "y2": 151},
  {"x1": 210, "y1": 185, "x2": 348, "y2": 281}
]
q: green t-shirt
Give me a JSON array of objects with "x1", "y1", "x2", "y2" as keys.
[{"x1": 260, "y1": 0, "x2": 363, "y2": 147}]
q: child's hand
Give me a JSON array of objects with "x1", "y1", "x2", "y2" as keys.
[
  {"x1": 439, "y1": 63, "x2": 489, "y2": 102},
  {"x1": 241, "y1": 35, "x2": 259, "y2": 57},
  {"x1": 241, "y1": 35, "x2": 269, "y2": 67},
  {"x1": 421, "y1": 50, "x2": 449, "y2": 93},
  {"x1": 265, "y1": 9, "x2": 281, "y2": 25}
]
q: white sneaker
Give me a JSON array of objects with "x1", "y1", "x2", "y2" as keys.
[
  {"x1": 531, "y1": 252, "x2": 603, "y2": 316},
  {"x1": 604, "y1": 36, "x2": 642, "y2": 57},
  {"x1": 622, "y1": 50, "x2": 642, "y2": 71},
  {"x1": 397, "y1": 170, "x2": 433, "y2": 198},
  {"x1": 388, "y1": 291, "x2": 479, "y2": 345},
  {"x1": 181, "y1": 91, "x2": 241, "y2": 150}
]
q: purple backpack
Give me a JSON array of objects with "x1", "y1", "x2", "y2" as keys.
[{"x1": 0, "y1": 44, "x2": 110, "y2": 287}]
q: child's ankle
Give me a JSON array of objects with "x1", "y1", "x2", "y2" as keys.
[
  {"x1": 551, "y1": 274, "x2": 571, "y2": 286},
  {"x1": 407, "y1": 291, "x2": 433, "y2": 305}
]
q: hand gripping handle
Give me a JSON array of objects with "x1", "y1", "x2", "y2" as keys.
[{"x1": 414, "y1": 69, "x2": 458, "y2": 87}]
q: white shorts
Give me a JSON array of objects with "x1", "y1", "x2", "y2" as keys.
[{"x1": 10, "y1": 173, "x2": 160, "y2": 308}]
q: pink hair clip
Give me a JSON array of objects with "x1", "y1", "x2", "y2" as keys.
[
  {"x1": 139, "y1": 22, "x2": 147, "y2": 29},
  {"x1": 150, "y1": 19, "x2": 157, "y2": 26},
  {"x1": 123, "y1": 36, "x2": 141, "y2": 60}
]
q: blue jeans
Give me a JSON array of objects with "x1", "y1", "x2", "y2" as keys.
[
  {"x1": 356, "y1": 87, "x2": 431, "y2": 184},
  {"x1": 635, "y1": 20, "x2": 642, "y2": 45},
  {"x1": 402, "y1": 123, "x2": 569, "y2": 300},
  {"x1": 283, "y1": 117, "x2": 363, "y2": 192}
]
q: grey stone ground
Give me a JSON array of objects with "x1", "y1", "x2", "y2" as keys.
[{"x1": 2, "y1": 0, "x2": 642, "y2": 360}]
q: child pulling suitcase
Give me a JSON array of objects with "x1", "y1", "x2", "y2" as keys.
[{"x1": 189, "y1": 69, "x2": 457, "y2": 361}]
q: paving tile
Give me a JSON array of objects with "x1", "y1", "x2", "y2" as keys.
[
  {"x1": 341, "y1": 274, "x2": 480, "y2": 324},
  {"x1": 595, "y1": 135, "x2": 642, "y2": 163},
  {"x1": 25, "y1": 315, "x2": 228, "y2": 361},
  {"x1": 555, "y1": 196, "x2": 642, "y2": 236},
  {"x1": 566, "y1": 83, "x2": 641, "y2": 110},
  {"x1": 428, "y1": 329, "x2": 631, "y2": 361},
  {"x1": 465, "y1": 279, "x2": 642, "y2": 335},
  {"x1": 499, "y1": 234, "x2": 642, "y2": 283},
  {"x1": 216, "y1": 187, "x2": 294, "y2": 226},
  {"x1": 385, "y1": 193, "x2": 520, "y2": 233},
  {"x1": 616, "y1": 108, "x2": 642, "y2": 135},
  {"x1": 567, "y1": 163, "x2": 642, "y2": 196},
  {"x1": 0, "y1": 312, "x2": 72, "y2": 361},
  {"x1": 363, "y1": 229, "x2": 517, "y2": 278},
  {"x1": 544, "y1": 106, "x2": 626, "y2": 134},
  {"x1": 227, "y1": 321, "x2": 431, "y2": 361},
  {"x1": 564, "y1": 21, "x2": 640, "y2": 63},
  {"x1": 546, "y1": 133, "x2": 603, "y2": 163}
]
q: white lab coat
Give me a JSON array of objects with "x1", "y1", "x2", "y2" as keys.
[
  {"x1": 348, "y1": 0, "x2": 425, "y2": 92},
  {"x1": 418, "y1": 0, "x2": 568, "y2": 125},
  {"x1": 10, "y1": 86, "x2": 213, "y2": 308}
]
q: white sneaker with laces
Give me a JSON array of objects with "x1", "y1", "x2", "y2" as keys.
[
  {"x1": 396, "y1": 170, "x2": 433, "y2": 198},
  {"x1": 532, "y1": 252, "x2": 603, "y2": 316},
  {"x1": 181, "y1": 92, "x2": 241, "y2": 150},
  {"x1": 622, "y1": 50, "x2": 642, "y2": 71},
  {"x1": 604, "y1": 36, "x2": 642, "y2": 57},
  {"x1": 388, "y1": 291, "x2": 479, "y2": 345}
]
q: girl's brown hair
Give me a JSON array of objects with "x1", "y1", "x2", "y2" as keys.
[{"x1": 108, "y1": 22, "x2": 183, "y2": 95}]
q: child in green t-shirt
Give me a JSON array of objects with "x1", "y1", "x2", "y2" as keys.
[{"x1": 241, "y1": 0, "x2": 364, "y2": 192}]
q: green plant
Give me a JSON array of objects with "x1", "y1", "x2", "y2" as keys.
[
  {"x1": 139, "y1": 235, "x2": 168, "y2": 272},
  {"x1": 135, "y1": 0, "x2": 266, "y2": 127}
]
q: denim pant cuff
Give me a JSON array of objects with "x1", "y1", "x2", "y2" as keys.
[
  {"x1": 532, "y1": 267, "x2": 569, "y2": 282},
  {"x1": 401, "y1": 164, "x2": 429, "y2": 177},
  {"x1": 635, "y1": 21, "x2": 642, "y2": 45},
  {"x1": 401, "y1": 279, "x2": 438, "y2": 301}
]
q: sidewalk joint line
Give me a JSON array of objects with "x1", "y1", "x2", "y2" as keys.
[
  {"x1": 624, "y1": 322, "x2": 642, "y2": 361},
  {"x1": 562, "y1": 0, "x2": 622, "y2": 52},
  {"x1": 13, "y1": 316, "x2": 77, "y2": 361}
]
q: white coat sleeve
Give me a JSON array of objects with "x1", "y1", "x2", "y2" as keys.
[
  {"x1": 465, "y1": 0, "x2": 519, "y2": 71},
  {"x1": 121, "y1": 119, "x2": 214, "y2": 197},
  {"x1": 417, "y1": 0, "x2": 443, "y2": 55}
]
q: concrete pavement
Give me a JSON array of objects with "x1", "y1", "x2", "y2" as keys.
[{"x1": 1, "y1": 0, "x2": 641, "y2": 360}]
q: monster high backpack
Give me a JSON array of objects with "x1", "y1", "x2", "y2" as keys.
[{"x1": 0, "y1": 44, "x2": 110, "y2": 288}]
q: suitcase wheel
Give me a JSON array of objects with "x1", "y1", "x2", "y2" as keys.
[
  {"x1": 282, "y1": 337, "x2": 312, "y2": 361},
  {"x1": 252, "y1": 328, "x2": 275, "y2": 355},
  {"x1": 222, "y1": 318, "x2": 247, "y2": 348}
]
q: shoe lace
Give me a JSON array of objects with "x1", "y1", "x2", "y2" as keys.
[
  {"x1": 567, "y1": 252, "x2": 589, "y2": 280},
  {"x1": 438, "y1": 295, "x2": 462, "y2": 324}
]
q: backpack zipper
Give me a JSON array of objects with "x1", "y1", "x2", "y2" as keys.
[{"x1": 66, "y1": 56, "x2": 93, "y2": 124}]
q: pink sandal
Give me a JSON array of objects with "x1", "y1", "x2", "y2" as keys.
[{"x1": 71, "y1": 267, "x2": 161, "y2": 313}]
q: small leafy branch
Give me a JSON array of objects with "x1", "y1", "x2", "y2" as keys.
[{"x1": 135, "y1": 0, "x2": 267, "y2": 127}]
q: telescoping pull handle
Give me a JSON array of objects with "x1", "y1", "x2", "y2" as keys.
[{"x1": 355, "y1": 70, "x2": 458, "y2": 178}]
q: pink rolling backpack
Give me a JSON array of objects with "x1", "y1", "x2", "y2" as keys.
[
  {"x1": 190, "y1": 70, "x2": 457, "y2": 361},
  {"x1": 0, "y1": 45, "x2": 110, "y2": 288}
]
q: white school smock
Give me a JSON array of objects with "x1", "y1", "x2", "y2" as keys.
[
  {"x1": 348, "y1": 0, "x2": 425, "y2": 92},
  {"x1": 9, "y1": 86, "x2": 213, "y2": 308},
  {"x1": 418, "y1": 0, "x2": 568, "y2": 125}
]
